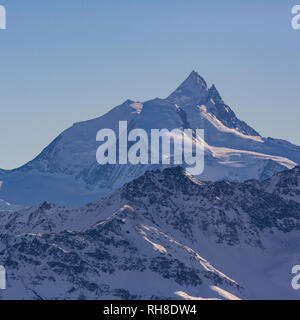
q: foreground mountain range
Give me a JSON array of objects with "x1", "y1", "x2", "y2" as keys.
[
  {"x1": 0, "y1": 71, "x2": 299, "y2": 206},
  {"x1": 0, "y1": 166, "x2": 300, "y2": 300}
]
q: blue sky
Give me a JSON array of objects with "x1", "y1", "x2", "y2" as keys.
[{"x1": 0, "y1": 0, "x2": 299, "y2": 169}]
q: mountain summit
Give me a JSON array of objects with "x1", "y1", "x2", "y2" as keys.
[
  {"x1": 168, "y1": 71, "x2": 208, "y2": 105},
  {"x1": 168, "y1": 72, "x2": 259, "y2": 136},
  {"x1": 0, "y1": 71, "x2": 299, "y2": 206}
]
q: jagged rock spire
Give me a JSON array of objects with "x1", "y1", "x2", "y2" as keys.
[{"x1": 167, "y1": 71, "x2": 209, "y2": 106}]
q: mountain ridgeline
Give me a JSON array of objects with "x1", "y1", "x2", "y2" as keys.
[
  {"x1": 1, "y1": 166, "x2": 300, "y2": 299},
  {"x1": 0, "y1": 71, "x2": 299, "y2": 207}
]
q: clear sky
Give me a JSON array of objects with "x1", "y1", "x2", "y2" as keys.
[{"x1": 0, "y1": 0, "x2": 299, "y2": 169}]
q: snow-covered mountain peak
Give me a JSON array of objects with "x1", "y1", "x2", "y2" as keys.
[
  {"x1": 1, "y1": 71, "x2": 300, "y2": 206},
  {"x1": 208, "y1": 84, "x2": 224, "y2": 105},
  {"x1": 259, "y1": 165, "x2": 300, "y2": 203},
  {"x1": 0, "y1": 199, "x2": 23, "y2": 212},
  {"x1": 185, "y1": 70, "x2": 208, "y2": 87},
  {"x1": 167, "y1": 72, "x2": 260, "y2": 137},
  {"x1": 167, "y1": 71, "x2": 209, "y2": 106}
]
